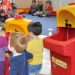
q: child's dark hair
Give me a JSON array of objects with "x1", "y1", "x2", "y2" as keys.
[
  {"x1": 0, "y1": 9, "x2": 5, "y2": 13},
  {"x1": 32, "y1": 0, "x2": 36, "y2": 3},
  {"x1": 28, "y1": 22, "x2": 42, "y2": 35},
  {"x1": 13, "y1": 7, "x2": 17, "y2": 10},
  {"x1": 46, "y1": 0, "x2": 52, "y2": 5}
]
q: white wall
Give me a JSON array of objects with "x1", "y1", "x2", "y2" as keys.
[
  {"x1": 61, "y1": 0, "x2": 75, "y2": 6},
  {"x1": 15, "y1": 0, "x2": 32, "y2": 8},
  {"x1": 50, "y1": 0, "x2": 62, "y2": 10},
  {"x1": 15, "y1": 0, "x2": 75, "y2": 9},
  {"x1": 51, "y1": 0, "x2": 75, "y2": 10},
  {"x1": 15, "y1": 0, "x2": 46, "y2": 8}
]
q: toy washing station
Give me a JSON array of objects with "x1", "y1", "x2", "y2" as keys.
[
  {"x1": 43, "y1": 5, "x2": 75, "y2": 75},
  {"x1": 5, "y1": 15, "x2": 32, "y2": 35},
  {"x1": 5, "y1": 15, "x2": 32, "y2": 40}
]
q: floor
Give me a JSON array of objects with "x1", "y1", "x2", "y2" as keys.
[
  {"x1": 22, "y1": 14, "x2": 56, "y2": 35},
  {"x1": 38, "y1": 35, "x2": 51, "y2": 75}
]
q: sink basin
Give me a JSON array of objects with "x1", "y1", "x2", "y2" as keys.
[{"x1": 43, "y1": 27, "x2": 75, "y2": 56}]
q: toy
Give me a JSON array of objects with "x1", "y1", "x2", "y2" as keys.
[
  {"x1": 43, "y1": 5, "x2": 75, "y2": 75},
  {"x1": 5, "y1": 15, "x2": 32, "y2": 40}
]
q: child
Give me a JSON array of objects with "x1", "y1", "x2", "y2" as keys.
[
  {"x1": 36, "y1": 1, "x2": 43, "y2": 12},
  {"x1": 12, "y1": 7, "x2": 18, "y2": 17},
  {"x1": 33, "y1": 1, "x2": 43, "y2": 16},
  {"x1": 8, "y1": 32, "x2": 33, "y2": 75},
  {"x1": 29, "y1": 0, "x2": 37, "y2": 14},
  {"x1": 44, "y1": 0, "x2": 53, "y2": 16},
  {"x1": 6, "y1": 9, "x2": 13, "y2": 18},
  {"x1": 27, "y1": 22, "x2": 43, "y2": 75},
  {"x1": 11, "y1": 2, "x2": 16, "y2": 11},
  {"x1": 0, "y1": 30, "x2": 8, "y2": 75},
  {"x1": 0, "y1": 9, "x2": 7, "y2": 22},
  {"x1": 0, "y1": 9, "x2": 7, "y2": 30},
  {"x1": 39, "y1": 0, "x2": 53, "y2": 17}
]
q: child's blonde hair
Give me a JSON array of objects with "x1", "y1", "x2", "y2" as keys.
[{"x1": 9, "y1": 32, "x2": 27, "y2": 51}]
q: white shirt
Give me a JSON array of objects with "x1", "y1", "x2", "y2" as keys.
[{"x1": 8, "y1": 44, "x2": 22, "y2": 57}]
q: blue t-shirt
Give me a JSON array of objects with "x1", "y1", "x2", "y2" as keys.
[{"x1": 10, "y1": 51, "x2": 33, "y2": 75}]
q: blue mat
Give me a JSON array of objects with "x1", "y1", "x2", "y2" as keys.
[{"x1": 22, "y1": 14, "x2": 56, "y2": 35}]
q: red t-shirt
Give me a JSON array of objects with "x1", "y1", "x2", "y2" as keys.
[{"x1": 45, "y1": 5, "x2": 53, "y2": 11}]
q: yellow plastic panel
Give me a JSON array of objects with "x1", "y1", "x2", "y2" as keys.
[
  {"x1": 5, "y1": 18, "x2": 32, "y2": 35},
  {"x1": 57, "y1": 5, "x2": 75, "y2": 28},
  {"x1": 17, "y1": 9, "x2": 25, "y2": 13}
]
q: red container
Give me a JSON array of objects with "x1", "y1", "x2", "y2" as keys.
[
  {"x1": 5, "y1": 32, "x2": 10, "y2": 75},
  {"x1": 43, "y1": 27, "x2": 75, "y2": 75}
]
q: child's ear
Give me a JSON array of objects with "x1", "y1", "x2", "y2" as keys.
[{"x1": 21, "y1": 37, "x2": 27, "y2": 45}]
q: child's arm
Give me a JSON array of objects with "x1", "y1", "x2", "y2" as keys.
[{"x1": 25, "y1": 50, "x2": 33, "y2": 60}]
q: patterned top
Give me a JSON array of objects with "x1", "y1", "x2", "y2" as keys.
[{"x1": 0, "y1": 36, "x2": 8, "y2": 61}]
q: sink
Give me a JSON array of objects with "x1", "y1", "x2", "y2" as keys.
[{"x1": 43, "y1": 27, "x2": 75, "y2": 56}]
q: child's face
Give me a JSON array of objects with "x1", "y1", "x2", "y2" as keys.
[
  {"x1": 39, "y1": 1, "x2": 42, "y2": 5},
  {"x1": 32, "y1": 2, "x2": 36, "y2": 6},
  {"x1": 46, "y1": 3, "x2": 50, "y2": 6}
]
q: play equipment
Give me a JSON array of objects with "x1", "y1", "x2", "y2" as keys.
[
  {"x1": 5, "y1": 15, "x2": 32, "y2": 40},
  {"x1": 5, "y1": 15, "x2": 32, "y2": 39},
  {"x1": 24, "y1": 8, "x2": 30, "y2": 13},
  {"x1": 43, "y1": 5, "x2": 75, "y2": 75},
  {"x1": 69, "y1": 2, "x2": 75, "y2": 5},
  {"x1": 17, "y1": 8, "x2": 30, "y2": 14},
  {"x1": 17, "y1": 8, "x2": 25, "y2": 14}
]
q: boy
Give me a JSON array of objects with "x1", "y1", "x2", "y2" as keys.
[
  {"x1": 8, "y1": 32, "x2": 33, "y2": 75},
  {"x1": 29, "y1": 0, "x2": 37, "y2": 14},
  {"x1": 27, "y1": 22, "x2": 43, "y2": 75}
]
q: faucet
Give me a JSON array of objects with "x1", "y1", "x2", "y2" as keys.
[{"x1": 65, "y1": 19, "x2": 71, "y2": 28}]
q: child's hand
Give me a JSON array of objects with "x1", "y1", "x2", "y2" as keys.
[
  {"x1": 5, "y1": 50, "x2": 12, "y2": 57},
  {"x1": 5, "y1": 53, "x2": 10, "y2": 57}
]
